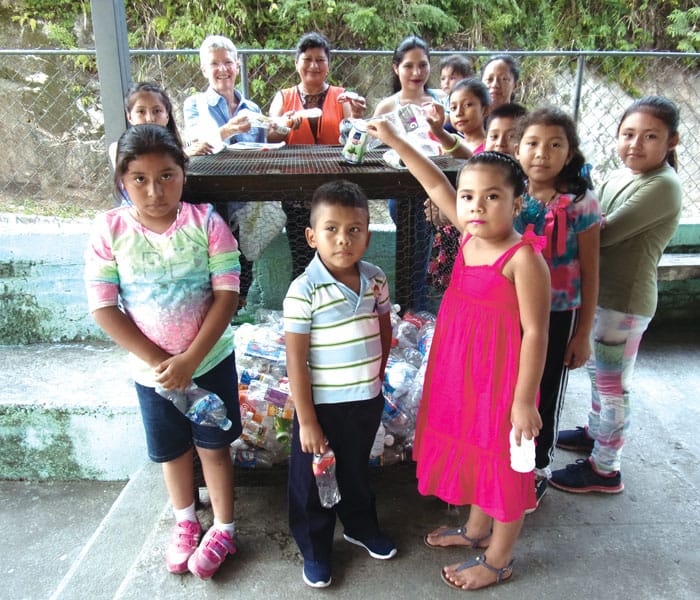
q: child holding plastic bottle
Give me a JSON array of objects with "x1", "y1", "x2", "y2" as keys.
[
  {"x1": 85, "y1": 124, "x2": 242, "y2": 579},
  {"x1": 283, "y1": 180, "x2": 396, "y2": 588},
  {"x1": 438, "y1": 54, "x2": 474, "y2": 134},
  {"x1": 513, "y1": 107, "x2": 601, "y2": 508},
  {"x1": 368, "y1": 118, "x2": 550, "y2": 590},
  {"x1": 423, "y1": 78, "x2": 492, "y2": 295},
  {"x1": 551, "y1": 96, "x2": 682, "y2": 494},
  {"x1": 373, "y1": 35, "x2": 443, "y2": 311}
]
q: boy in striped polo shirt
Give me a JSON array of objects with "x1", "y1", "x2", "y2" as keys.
[{"x1": 283, "y1": 180, "x2": 396, "y2": 588}]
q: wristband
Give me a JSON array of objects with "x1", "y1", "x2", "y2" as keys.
[{"x1": 442, "y1": 133, "x2": 462, "y2": 154}]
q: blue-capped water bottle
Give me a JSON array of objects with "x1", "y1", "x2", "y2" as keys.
[{"x1": 156, "y1": 383, "x2": 232, "y2": 430}]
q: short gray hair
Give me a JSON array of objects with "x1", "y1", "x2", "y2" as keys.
[{"x1": 199, "y1": 35, "x2": 237, "y2": 66}]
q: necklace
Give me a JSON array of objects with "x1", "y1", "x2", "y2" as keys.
[{"x1": 297, "y1": 84, "x2": 328, "y2": 109}]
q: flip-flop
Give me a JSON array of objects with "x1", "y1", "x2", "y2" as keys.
[
  {"x1": 440, "y1": 554, "x2": 514, "y2": 590},
  {"x1": 423, "y1": 526, "x2": 491, "y2": 549}
]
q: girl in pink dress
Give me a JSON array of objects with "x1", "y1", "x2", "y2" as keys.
[{"x1": 368, "y1": 119, "x2": 550, "y2": 590}]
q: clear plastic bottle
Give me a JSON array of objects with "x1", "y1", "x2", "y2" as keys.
[
  {"x1": 417, "y1": 321, "x2": 435, "y2": 358},
  {"x1": 312, "y1": 449, "x2": 341, "y2": 508},
  {"x1": 156, "y1": 383, "x2": 232, "y2": 430},
  {"x1": 370, "y1": 423, "x2": 386, "y2": 459}
]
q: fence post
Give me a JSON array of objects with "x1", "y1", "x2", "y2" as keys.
[
  {"x1": 239, "y1": 52, "x2": 249, "y2": 99},
  {"x1": 572, "y1": 54, "x2": 585, "y2": 122},
  {"x1": 90, "y1": 0, "x2": 130, "y2": 156}
]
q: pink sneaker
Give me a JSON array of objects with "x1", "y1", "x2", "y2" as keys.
[
  {"x1": 187, "y1": 527, "x2": 237, "y2": 579},
  {"x1": 165, "y1": 520, "x2": 202, "y2": 573}
]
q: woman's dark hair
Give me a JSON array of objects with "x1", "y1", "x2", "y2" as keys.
[
  {"x1": 481, "y1": 54, "x2": 521, "y2": 84},
  {"x1": 515, "y1": 106, "x2": 588, "y2": 198},
  {"x1": 450, "y1": 77, "x2": 491, "y2": 109},
  {"x1": 296, "y1": 32, "x2": 331, "y2": 60},
  {"x1": 390, "y1": 35, "x2": 430, "y2": 94},
  {"x1": 618, "y1": 95, "x2": 680, "y2": 171},
  {"x1": 124, "y1": 82, "x2": 183, "y2": 146},
  {"x1": 459, "y1": 151, "x2": 526, "y2": 198},
  {"x1": 113, "y1": 124, "x2": 188, "y2": 197}
]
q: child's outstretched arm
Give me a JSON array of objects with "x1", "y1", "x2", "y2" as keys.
[
  {"x1": 155, "y1": 289, "x2": 238, "y2": 391},
  {"x1": 367, "y1": 118, "x2": 460, "y2": 229},
  {"x1": 425, "y1": 102, "x2": 472, "y2": 160},
  {"x1": 285, "y1": 332, "x2": 328, "y2": 456},
  {"x1": 510, "y1": 247, "x2": 550, "y2": 443}
]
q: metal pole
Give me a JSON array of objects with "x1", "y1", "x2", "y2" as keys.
[
  {"x1": 239, "y1": 53, "x2": 249, "y2": 98},
  {"x1": 573, "y1": 54, "x2": 585, "y2": 122},
  {"x1": 90, "y1": 0, "x2": 131, "y2": 155}
]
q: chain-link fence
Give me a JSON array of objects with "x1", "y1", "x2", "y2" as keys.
[
  {"x1": 1, "y1": 48, "x2": 698, "y2": 313},
  {"x1": 0, "y1": 48, "x2": 698, "y2": 218}
]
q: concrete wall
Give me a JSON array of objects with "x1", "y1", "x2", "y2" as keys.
[{"x1": 0, "y1": 212, "x2": 698, "y2": 344}]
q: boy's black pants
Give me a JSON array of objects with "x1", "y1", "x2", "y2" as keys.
[{"x1": 288, "y1": 393, "x2": 384, "y2": 562}]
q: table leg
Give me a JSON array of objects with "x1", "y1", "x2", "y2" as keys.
[{"x1": 394, "y1": 193, "x2": 431, "y2": 313}]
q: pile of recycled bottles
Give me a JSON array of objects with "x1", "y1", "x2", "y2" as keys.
[{"x1": 232, "y1": 307, "x2": 436, "y2": 468}]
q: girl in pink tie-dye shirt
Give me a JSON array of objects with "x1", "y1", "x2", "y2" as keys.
[{"x1": 85, "y1": 124, "x2": 241, "y2": 579}]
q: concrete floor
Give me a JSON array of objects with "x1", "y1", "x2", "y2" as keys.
[{"x1": 1, "y1": 324, "x2": 699, "y2": 599}]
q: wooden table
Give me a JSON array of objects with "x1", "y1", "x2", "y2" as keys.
[{"x1": 183, "y1": 144, "x2": 463, "y2": 310}]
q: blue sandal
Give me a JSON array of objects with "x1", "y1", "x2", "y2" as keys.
[
  {"x1": 441, "y1": 554, "x2": 514, "y2": 590},
  {"x1": 423, "y1": 526, "x2": 491, "y2": 549}
]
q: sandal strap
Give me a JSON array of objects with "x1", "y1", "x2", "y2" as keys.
[
  {"x1": 475, "y1": 554, "x2": 514, "y2": 583},
  {"x1": 432, "y1": 526, "x2": 490, "y2": 548}
]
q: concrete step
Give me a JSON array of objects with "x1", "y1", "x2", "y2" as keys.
[
  {"x1": 50, "y1": 461, "x2": 167, "y2": 600},
  {"x1": 5, "y1": 326, "x2": 700, "y2": 600}
]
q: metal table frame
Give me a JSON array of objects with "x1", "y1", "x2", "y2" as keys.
[{"x1": 183, "y1": 145, "x2": 463, "y2": 310}]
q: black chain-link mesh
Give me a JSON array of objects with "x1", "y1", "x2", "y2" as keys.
[{"x1": 0, "y1": 49, "x2": 697, "y2": 312}]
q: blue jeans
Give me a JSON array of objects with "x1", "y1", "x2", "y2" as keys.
[{"x1": 135, "y1": 353, "x2": 242, "y2": 462}]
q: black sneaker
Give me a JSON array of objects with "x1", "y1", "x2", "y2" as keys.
[
  {"x1": 550, "y1": 459, "x2": 624, "y2": 494},
  {"x1": 343, "y1": 533, "x2": 397, "y2": 559},
  {"x1": 556, "y1": 426, "x2": 595, "y2": 453},
  {"x1": 524, "y1": 477, "x2": 548, "y2": 514}
]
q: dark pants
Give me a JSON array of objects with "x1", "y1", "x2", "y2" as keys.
[
  {"x1": 281, "y1": 200, "x2": 316, "y2": 280},
  {"x1": 536, "y1": 309, "x2": 578, "y2": 470},
  {"x1": 288, "y1": 394, "x2": 385, "y2": 562}
]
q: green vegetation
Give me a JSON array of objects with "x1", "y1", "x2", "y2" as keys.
[{"x1": 9, "y1": 0, "x2": 699, "y2": 53}]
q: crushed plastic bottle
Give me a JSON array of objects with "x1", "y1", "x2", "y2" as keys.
[
  {"x1": 312, "y1": 449, "x2": 341, "y2": 508},
  {"x1": 156, "y1": 383, "x2": 232, "y2": 430},
  {"x1": 395, "y1": 310, "x2": 427, "y2": 348},
  {"x1": 417, "y1": 321, "x2": 435, "y2": 358}
]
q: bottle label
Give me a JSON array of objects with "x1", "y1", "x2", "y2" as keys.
[{"x1": 342, "y1": 123, "x2": 368, "y2": 164}]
